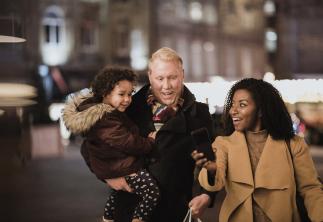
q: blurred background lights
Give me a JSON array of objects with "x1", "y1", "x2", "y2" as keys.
[
  {"x1": 38, "y1": 65, "x2": 49, "y2": 77},
  {"x1": 264, "y1": 0, "x2": 276, "y2": 16},
  {"x1": 190, "y1": 2, "x2": 203, "y2": 22},
  {"x1": 0, "y1": 35, "x2": 26, "y2": 43},
  {"x1": 266, "y1": 30, "x2": 277, "y2": 41},
  {"x1": 49, "y1": 103, "x2": 65, "y2": 121},
  {"x1": 41, "y1": 5, "x2": 72, "y2": 66},
  {"x1": 203, "y1": 3, "x2": 218, "y2": 25},
  {"x1": 0, "y1": 83, "x2": 37, "y2": 98},
  {"x1": 130, "y1": 30, "x2": 148, "y2": 70},
  {"x1": 203, "y1": 42, "x2": 215, "y2": 52},
  {"x1": 186, "y1": 77, "x2": 323, "y2": 113},
  {"x1": 49, "y1": 103, "x2": 71, "y2": 140},
  {"x1": 263, "y1": 72, "x2": 276, "y2": 82},
  {"x1": 265, "y1": 28, "x2": 277, "y2": 52}
]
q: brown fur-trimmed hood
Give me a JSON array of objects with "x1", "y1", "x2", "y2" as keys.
[{"x1": 62, "y1": 90, "x2": 115, "y2": 134}]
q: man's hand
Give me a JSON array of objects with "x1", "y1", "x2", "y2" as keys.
[
  {"x1": 105, "y1": 177, "x2": 133, "y2": 193},
  {"x1": 189, "y1": 194, "x2": 211, "y2": 219}
]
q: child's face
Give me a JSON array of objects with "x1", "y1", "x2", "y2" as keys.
[{"x1": 103, "y1": 80, "x2": 134, "y2": 112}]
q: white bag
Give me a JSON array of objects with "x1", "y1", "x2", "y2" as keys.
[{"x1": 182, "y1": 208, "x2": 202, "y2": 222}]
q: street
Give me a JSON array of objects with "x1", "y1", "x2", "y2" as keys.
[{"x1": 1, "y1": 127, "x2": 323, "y2": 222}]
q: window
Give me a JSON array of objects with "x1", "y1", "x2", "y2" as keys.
[
  {"x1": 80, "y1": 20, "x2": 98, "y2": 52},
  {"x1": 115, "y1": 19, "x2": 130, "y2": 57},
  {"x1": 41, "y1": 6, "x2": 69, "y2": 65},
  {"x1": 42, "y1": 6, "x2": 64, "y2": 45},
  {"x1": 80, "y1": 2, "x2": 100, "y2": 52}
]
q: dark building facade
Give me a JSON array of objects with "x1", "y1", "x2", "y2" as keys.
[
  {"x1": 273, "y1": 0, "x2": 323, "y2": 79},
  {"x1": 1, "y1": 0, "x2": 323, "y2": 117}
]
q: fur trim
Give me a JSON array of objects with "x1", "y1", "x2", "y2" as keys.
[{"x1": 62, "y1": 90, "x2": 115, "y2": 134}]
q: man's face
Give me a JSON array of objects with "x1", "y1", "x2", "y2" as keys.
[{"x1": 148, "y1": 59, "x2": 184, "y2": 106}]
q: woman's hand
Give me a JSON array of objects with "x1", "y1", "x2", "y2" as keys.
[
  {"x1": 191, "y1": 150, "x2": 207, "y2": 167},
  {"x1": 203, "y1": 161, "x2": 217, "y2": 173},
  {"x1": 191, "y1": 150, "x2": 217, "y2": 173}
]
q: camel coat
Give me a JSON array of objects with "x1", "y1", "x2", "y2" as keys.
[{"x1": 199, "y1": 131, "x2": 323, "y2": 222}]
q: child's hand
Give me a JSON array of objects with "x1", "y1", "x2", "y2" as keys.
[
  {"x1": 105, "y1": 177, "x2": 133, "y2": 193},
  {"x1": 148, "y1": 131, "x2": 157, "y2": 140}
]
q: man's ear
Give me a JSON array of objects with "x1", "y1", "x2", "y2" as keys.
[{"x1": 147, "y1": 70, "x2": 151, "y2": 80}]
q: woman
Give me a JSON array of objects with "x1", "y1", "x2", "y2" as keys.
[{"x1": 197, "y1": 78, "x2": 323, "y2": 222}]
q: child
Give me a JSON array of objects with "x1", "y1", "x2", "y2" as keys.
[{"x1": 62, "y1": 66, "x2": 160, "y2": 222}]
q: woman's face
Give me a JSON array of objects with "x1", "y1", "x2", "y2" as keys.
[{"x1": 229, "y1": 89, "x2": 262, "y2": 132}]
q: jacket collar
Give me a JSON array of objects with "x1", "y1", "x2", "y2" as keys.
[
  {"x1": 228, "y1": 131, "x2": 290, "y2": 189},
  {"x1": 62, "y1": 90, "x2": 115, "y2": 134},
  {"x1": 229, "y1": 131, "x2": 254, "y2": 186},
  {"x1": 133, "y1": 84, "x2": 196, "y2": 133}
]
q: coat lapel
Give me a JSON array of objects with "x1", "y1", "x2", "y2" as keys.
[
  {"x1": 158, "y1": 112, "x2": 187, "y2": 133},
  {"x1": 229, "y1": 131, "x2": 254, "y2": 186},
  {"x1": 221, "y1": 132, "x2": 254, "y2": 221},
  {"x1": 254, "y1": 136, "x2": 290, "y2": 189}
]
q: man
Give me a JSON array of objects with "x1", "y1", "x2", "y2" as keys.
[{"x1": 106, "y1": 47, "x2": 215, "y2": 222}]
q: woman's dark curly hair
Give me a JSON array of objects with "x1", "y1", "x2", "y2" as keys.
[
  {"x1": 91, "y1": 66, "x2": 137, "y2": 102},
  {"x1": 222, "y1": 78, "x2": 294, "y2": 140}
]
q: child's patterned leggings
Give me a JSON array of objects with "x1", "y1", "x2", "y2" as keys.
[{"x1": 104, "y1": 169, "x2": 160, "y2": 221}]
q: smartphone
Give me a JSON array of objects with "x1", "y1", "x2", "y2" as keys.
[{"x1": 191, "y1": 127, "x2": 215, "y2": 161}]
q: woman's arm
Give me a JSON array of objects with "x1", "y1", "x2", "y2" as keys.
[
  {"x1": 198, "y1": 137, "x2": 228, "y2": 192},
  {"x1": 292, "y1": 137, "x2": 323, "y2": 221}
]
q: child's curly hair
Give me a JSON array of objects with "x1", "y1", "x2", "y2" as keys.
[{"x1": 91, "y1": 66, "x2": 137, "y2": 101}]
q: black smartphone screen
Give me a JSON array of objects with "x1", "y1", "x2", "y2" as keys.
[{"x1": 190, "y1": 127, "x2": 215, "y2": 161}]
